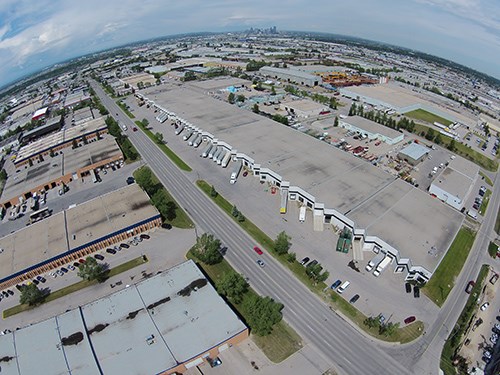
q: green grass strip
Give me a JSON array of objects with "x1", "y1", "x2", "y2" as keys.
[
  {"x1": 479, "y1": 189, "x2": 492, "y2": 214},
  {"x1": 116, "y1": 100, "x2": 135, "y2": 119},
  {"x1": 405, "y1": 109, "x2": 453, "y2": 126},
  {"x1": 186, "y1": 251, "x2": 302, "y2": 363},
  {"x1": 3, "y1": 256, "x2": 148, "y2": 318},
  {"x1": 488, "y1": 242, "x2": 498, "y2": 259},
  {"x1": 479, "y1": 171, "x2": 493, "y2": 186},
  {"x1": 135, "y1": 121, "x2": 192, "y2": 172},
  {"x1": 196, "y1": 179, "x2": 424, "y2": 343},
  {"x1": 423, "y1": 227, "x2": 476, "y2": 306}
]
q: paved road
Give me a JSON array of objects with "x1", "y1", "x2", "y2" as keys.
[
  {"x1": 387, "y1": 166, "x2": 500, "y2": 373},
  {"x1": 92, "y1": 82, "x2": 411, "y2": 375}
]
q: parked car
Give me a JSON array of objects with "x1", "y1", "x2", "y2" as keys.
[
  {"x1": 140, "y1": 234, "x2": 150, "y2": 240},
  {"x1": 32, "y1": 279, "x2": 39, "y2": 285},
  {"x1": 68, "y1": 265, "x2": 75, "y2": 271},
  {"x1": 94, "y1": 254, "x2": 105, "y2": 261},
  {"x1": 106, "y1": 248, "x2": 117, "y2": 255},
  {"x1": 60, "y1": 267, "x2": 68, "y2": 273},
  {"x1": 405, "y1": 282, "x2": 412, "y2": 293},
  {"x1": 79, "y1": 258, "x2": 86, "y2": 264},
  {"x1": 73, "y1": 262, "x2": 81, "y2": 268},
  {"x1": 253, "y1": 246, "x2": 263, "y2": 255},
  {"x1": 256, "y1": 259, "x2": 265, "y2": 268},
  {"x1": 465, "y1": 280, "x2": 475, "y2": 294},
  {"x1": 413, "y1": 286, "x2": 420, "y2": 298},
  {"x1": 307, "y1": 260, "x2": 318, "y2": 268},
  {"x1": 404, "y1": 316, "x2": 416, "y2": 324},
  {"x1": 120, "y1": 243, "x2": 130, "y2": 249},
  {"x1": 132, "y1": 127, "x2": 138, "y2": 132},
  {"x1": 490, "y1": 273, "x2": 499, "y2": 285},
  {"x1": 7, "y1": 289, "x2": 13, "y2": 296},
  {"x1": 331, "y1": 280, "x2": 342, "y2": 289},
  {"x1": 243, "y1": 171, "x2": 248, "y2": 177},
  {"x1": 36, "y1": 276, "x2": 46, "y2": 283},
  {"x1": 300, "y1": 257, "x2": 310, "y2": 266},
  {"x1": 349, "y1": 294, "x2": 360, "y2": 304},
  {"x1": 481, "y1": 302, "x2": 490, "y2": 311}
]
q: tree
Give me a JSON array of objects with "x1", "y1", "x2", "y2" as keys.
[
  {"x1": 271, "y1": 86, "x2": 276, "y2": 96},
  {"x1": 286, "y1": 252, "x2": 296, "y2": 263},
  {"x1": 77, "y1": 257, "x2": 108, "y2": 283},
  {"x1": 243, "y1": 295, "x2": 283, "y2": 336},
  {"x1": 231, "y1": 205, "x2": 239, "y2": 217},
  {"x1": 274, "y1": 231, "x2": 291, "y2": 255},
  {"x1": 434, "y1": 134, "x2": 443, "y2": 145},
  {"x1": 192, "y1": 233, "x2": 223, "y2": 265},
  {"x1": 19, "y1": 283, "x2": 46, "y2": 306},
  {"x1": 228, "y1": 92, "x2": 235, "y2": 104},
  {"x1": 334, "y1": 116, "x2": 339, "y2": 127},
  {"x1": 210, "y1": 185, "x2": 218, "y2": 198},
  {"x1": 306, "y1": 262, "x2": 329, "y2": 284},
  {"x1": 348, "y1": 103, "x2": 356, "y2": 116},
  {"x1": 0, "y1": 169, "x2": 7, "y2": 181},
  {"x1": 237, "y1": 212, "x2": 245, "y2": 222},
  {"x1": 154, "y1": 132, "x2": 164, "y2": 144},
  {"x1": 216, "y1": 271, "x2": 248, "y2": 304},
  {"x1": 142, "y1": 118, "x2": 149, "y2": 127},
  {"x1": 236, "y1": 94, "x2": 245, "y2": 103},
  {"x1": 447, "y1": 139, "x2": 456, "y2": 152},
  {"x1": 135, "y1": 167, "x2": 156, "y2": 194},
  {"x1": 425, "y1": 128, "x2": 435, "y2": 141},
  {"x1": 82, "y1": 134, "x2": 88, "y2": 144},
  {"x1": 252, "y1": 103, "x2": 260, "y2": 113},
  {"x1": 72, "y1": 139, "x2": 78, "y2": 149}
]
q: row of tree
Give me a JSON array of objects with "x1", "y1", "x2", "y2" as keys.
[
  {"x1": 105, "y1": 116, "x2": 139, "y2": 161},
  {"x1": 363, "y1": 316, "x2": 400, "y2": 337},
  {"x1": 134, "y1": 166, "x2": 177, "y2": 222},
  {"x1": 191, "y1": 233, "x2": 283, "y2": 336}
]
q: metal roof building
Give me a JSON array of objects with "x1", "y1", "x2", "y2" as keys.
[
  {"x1": 397, "y1": 142, "x2": 429, "y2": 165},
  {"x1": 259, "y1": 66, "x2": 320, "y2": 86},
  {"x1": 0, "y1": 260, "x2": 248, "y2": 375},
  {"x1": 340, "y1": 116, "x2": 404, "y2": 145}
]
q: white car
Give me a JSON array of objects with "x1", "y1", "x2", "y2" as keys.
[{"x1": 480, "y1": 302, "x2": 490, "y2": 311}]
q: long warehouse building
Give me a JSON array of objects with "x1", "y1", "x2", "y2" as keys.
[{"x1": 139, "y1": 82, "x2": 464, "y2": 283}]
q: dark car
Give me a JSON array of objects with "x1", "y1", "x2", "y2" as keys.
[
  {"x1": 349, "y1": 294, "x2": 360, "y2": 304},
  {"x1": 253, "y1": 246, "x2": 263, "y2": 255},
  {"x1": 465, "y1": 280, "x2": 475, "y2": 294},
  {"x1": 405, "y1": 282, "x2": 412, "y2": 293},
  {"x1": 404, "y1": 316, "x2": 416, "y2": 324},
  {"x1": 106, "y1": 248, "x2": 117, "y2": 255},
  {"x1": 140, "y1": 234, "x2": 150, "y2": 240},
  {"x1": 132, "y1": 127, "x2": 138, "y2": 132},
  {"x1": 256, "y1": 259, "x2": 265, "y2": 268},
  {"x1": 94, "y1": 254, "x2": 105, "y2": 260},
  {"x1": 32, "y1": 279, "x2": 39, "y2": 285},
  {"x1": 243, "y1": 171, "x2": 248, "y2": 177},
  {"x1": 36, "y1": 276, "x2": 46, "y2": 283},
  {"x1": 61, "y1": 267, "x2": 68, "y2": 273},
  {"x1": 2, "y1": 291, "x2": 9, "y2": 297},
  {"x1": 73, "y1": 262, "x2": 81, "y2": 268},
  {"x1": 126, "y1": 177, "x2": 135, "y2": 185},
  {"x1": 413, "y1": 286, "x2": 420, "y2": 298},
  {"x1": 7, "y1": 289, "x2": 13, "y2": 296},
  {"x1": 307, "y1": 260, "x2": 318, "y2": 268},
  {"x1": 331, "y1": 280, "x2": 342, "y2": 289},
  {"x1": 300, "y1": 257, "x2": 310, "y2": 266},
  {"x1": 79, "y1": 258, "x2": 86, "y2": 264},
  {"x1": 120, "y1": 243, "x2": 130, "y2": 249}
]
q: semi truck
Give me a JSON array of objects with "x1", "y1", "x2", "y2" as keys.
[
  {"x1": 189, "y1": 133, "x2": 200, "y2": 146},
  {"x1": 365, "y1": 251, "x2": 385, "y2": 272},
  {"x1": 183, "y1": 130, "x2": 193, "y2": 141},
  {"x1": 193, "y1": 135, "x2": 203, "y2": 148},
  {"x1": 373, "y1": 255, "x2": 393, "y2": 277},
  {"x1": 201, "y1": 144, "x2": 213, "y2": 158},
  {"x1": 221, "y1": 151, "x2": 232, "y2": 168},
  {"x1": 208, "y1": 146, "x2": 218, "y2": 159},
  {"x1": 299, "y1": 205, "x2": 306, "y2": 222},
  {"x1": 230, "y1": 161, "x2": 242, "y2": 184},
  {"x1": 216, "y1": 149, "x2": 227, "y2": 165},
  {"x1": 175, "y1": 125, "x2": 184, "y2": 135}
]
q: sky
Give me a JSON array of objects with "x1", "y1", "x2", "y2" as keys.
[{"x1": 0, "y1": 0, "x2": 499, "y2": 88}]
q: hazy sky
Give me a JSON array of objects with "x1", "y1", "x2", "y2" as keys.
[{"x1": 0, "y1": 0, "x2": 499, "y2": 88}]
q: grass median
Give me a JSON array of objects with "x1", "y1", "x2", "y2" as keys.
[
  {"x1": 479, "y1": 189, "x2": 492, "y2": 214},
  {"x1": 3, "y1": 256, "x2": 148, "y2": 319},
  {"x1": 116, "y1": 100, "x2": 135, "y2": 119},
  {"x1": 479, "y1": 171, "x2": 493, "y2": 186},
  {"x1": 423, "y1": 227, "x2": 476, "y2": 307},
  {"x1": 186, "y1": 251, "x2": 302, "y2": 363},
  {"x1": 196, "y1": 179, "x2": 424, "y2": 343},
  {"x1": 135, "y1": 121, "x2": 192, "y2": 172},
  {"x1": 405, "y1": 109, "x2": 452, "y2": 126}
]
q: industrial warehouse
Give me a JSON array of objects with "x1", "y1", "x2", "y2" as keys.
[
  {"x1": 0, "y1": 184, "x2": 161, "y2": 290},
  {"x1": 138, "y1": 82, "x2": 464, "y2": 283},
  {"x1": 0, "y1": 260, "x2": 248, "y2": 375}
]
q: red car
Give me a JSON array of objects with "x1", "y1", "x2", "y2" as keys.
[
  {"x1": 253, "y1": 246, "x2": 263, "y2": 255},
  {"x1": 132, "y1": 127, "x2": 138, "y2": 132},
  {"x1": 404, "y1": 316, "x2": 416, "y2": 324}
]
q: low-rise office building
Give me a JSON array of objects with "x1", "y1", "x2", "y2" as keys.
[
  {"x1": 340, "y1": 116, "x2": 404, "y2": 145},
  {"x1": 259, "y1": 66, "x2": 320, "y2": 87},
  {"x1": 397, "y1": 142, "x2": 429, "y2": 165}
]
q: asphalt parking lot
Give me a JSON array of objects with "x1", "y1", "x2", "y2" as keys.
[
  {"x1": 125, "y1": 93, "x2": 440, "y2": 327},
  {"x1": 0, "y1": 225, "x2": 196, "y2": 331}
]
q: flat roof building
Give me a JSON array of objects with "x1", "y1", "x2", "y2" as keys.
[
  {"x1": 397, "y1": 142, "x2": 429, "y2": 165},
  {"x1": 0, "y1": 184, "x2": 161, "y2": 289},
  {"x1": 19, "y1": 115, "x2": 62, "y2": 145},
  {"x1": 340, "y1": 116, "x2": 404, "y2": 145},
  {"x1": 429, "y1": 157, "x2": 479, "y2": 211},
  {"x1": 281, "y1": 99, "x2": 329, "y2": 118},
  {"x1": 0, "y1": 260, "x2": 248, "y2": 375},
  {"x1": 142, "y1": 82, "x2": 463, "y2": 282},
  {"x1": 259, "y1": 66, "x2": 320, "y2": 87}
]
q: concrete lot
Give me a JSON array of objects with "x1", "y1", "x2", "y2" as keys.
[
  {"x1": 125, "y1": 91, "x2": 441, "y2": 325},
  {"x1": 0, "y1": 226, "x2": 196, "y2": 331}
]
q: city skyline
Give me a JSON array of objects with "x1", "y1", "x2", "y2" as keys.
[{"x1": 0, "y1": 0, "x2": 499, "y2": 88}]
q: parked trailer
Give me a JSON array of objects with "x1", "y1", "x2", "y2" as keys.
[
  {"x1": 230, "y1": 161, "x2": 243, "y2": 184},
  {"x1": 175, "y1": 125, "x2": 184, "y2": 135},
  {"x1": 208, "y1": 146, "x2": 218, "y2": 159},
  {"x1": 214, "y1": 148, "x2": 224, "y2": 163},
  {"x1": 365, "y1": 251, "x2": 385, "y2": 272},
  {"x1": 373, "y1": 255, "x2": 393, "y2": 277},
  {"x1": 189, "y1": 133, "x2": 200, "y2": 146},
  {"x1": 183, "y1": 130, "x2": 193, "y2": 141},
  {"x1": 201, "y1": 144, "x2": 213, "y2": 158},
  {"x1": 216, "y1": 148, "x2": 227, "y2": 165},
  {"x1": 193, "y1": 135, "x2": 203, "y2": 148},
  {"x1": 299, "y1": 205, "x2": 306, "y2": 222},
  {"x1": 221, "y1": 151, "x2": 232, "y2": 168}
]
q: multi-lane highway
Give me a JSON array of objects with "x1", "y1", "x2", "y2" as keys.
[{"x1": 92, "y1": 82, "x2": 412, "y2": 375}]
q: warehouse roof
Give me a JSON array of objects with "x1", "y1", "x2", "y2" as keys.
[
  {"x1": 0, "y1": 260, "x2": 247, "y2": 375},
  {"x1": 260, "y1": 66, "x2": 319, "y2": 80},
  {"x1": 432, "y1": 167, "x2": 473, "y2": 200},
  {"x1": 0, "y1": 184, "x2": 158, "y2": 284},
  {"x1": 342, "y1": 116, "x2": 402, "y2": 139},
  {"x1": 398, "y1": 142, "x2": 429, "y2": 160},
  {"x1": 143, "y1": 83, "x2": 461, "y2": 270}
]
